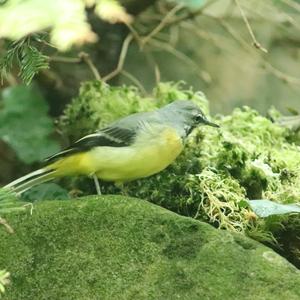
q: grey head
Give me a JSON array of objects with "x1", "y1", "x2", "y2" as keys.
[{"x1": 158, "y1": 100, "x2": 219, "y2": 138}]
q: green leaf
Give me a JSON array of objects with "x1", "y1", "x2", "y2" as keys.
[
  {"x1": 0, "y1": 85, "x2": 60, "y2": 163},
  {"x1": 171, "y1": 0, "x2": 207, "y2": 9},
  {"x1": 248, "y1": 199, "x2": 300, "y2": 218},
  {"x1": 19, "y1": 45, "x2": 49, "y2": 85},
  {"x1": 0, "y1": 39, "x2": 49, "y2": 85}
]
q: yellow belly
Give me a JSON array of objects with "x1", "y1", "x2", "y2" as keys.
[
  {"x1": 93, "y1": 127, "x2": 183, "y2": 182},
  {"x1": 50, "y1": 127, "x2": 184, "y2": 183}
]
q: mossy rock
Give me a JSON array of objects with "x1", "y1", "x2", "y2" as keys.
[{"x1": 0, "y1": 196, "x2": 300, "y2": 299}]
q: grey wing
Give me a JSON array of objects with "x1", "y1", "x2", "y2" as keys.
[
  {"x1": 45, "y1": 126, "x2": 137, "y2": 162},
  {"x1": 45, "y1": 110, "x2": 160, "y2": 162}
]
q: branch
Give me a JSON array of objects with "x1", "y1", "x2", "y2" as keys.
[
  {"x1": 219, "y1": 20, "x2": 300, "y2": 86},
  {"x1": 102, "y1": 34, "x2": 133, "y2": 82},
  {"x1": 234, "y1": 0, "x2": 268, "y2": 53},
  {"x1": 78, "y1": 52, "x2": 101, "y2": 80},
  {"x1": 135, "y1": 0, "x2": 218, "y2": 47},
  {"x1": 50, "y1": 52, "x2": 101, "y2": 81},
  {"x1": 140, "y1": 4, "x2": 184, "y2": 48},
  {"x1": 148, "y1": 39, "x2": 211, "y2": 83},
  {"x1": 262, "y1": 62, "x2": 300, "y2": 85},
  {"x1": 49, "y1": 56, "x2": 81, "y2": 63},
  {"x1": 120, "y1": 70, "x2": 147, "y2": 94}
]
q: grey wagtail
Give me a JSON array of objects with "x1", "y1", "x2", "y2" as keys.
[{"x1": 4, "y1": 100, "x2": 219, "y2": 195}]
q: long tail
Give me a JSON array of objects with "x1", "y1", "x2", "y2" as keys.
[
  {"x1": 3, "y1": 167, "x2": 57, "y2": 195},
  {"x1": 3, "y1": 152, "x2": 93, "y2": 195}
]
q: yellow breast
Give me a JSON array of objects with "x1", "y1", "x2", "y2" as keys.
[{"x1": 92, "y1": 126, "x2": 184, "y2": 182}]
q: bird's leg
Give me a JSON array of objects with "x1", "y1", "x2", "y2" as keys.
[{"x1": 93, "y1": 175, "x2": 102, "y2": 195}]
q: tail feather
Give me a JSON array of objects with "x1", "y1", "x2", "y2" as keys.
[
  {"x1": 4, "y1": 168, "x2": 57, "y2": 195},
  {"x1": 4, "y1": 152, "x2": 93, "y2": 195}
]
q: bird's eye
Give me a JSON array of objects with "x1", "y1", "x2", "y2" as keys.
[{"x1": 194, "y1": 114, "x2": 203, "y2": 122}]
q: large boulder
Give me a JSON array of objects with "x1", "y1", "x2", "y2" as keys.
[{"x1": 0, "y1": 196, "x2": 299, "y2": 299}]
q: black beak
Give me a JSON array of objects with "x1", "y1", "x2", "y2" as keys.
[{"x1": 203, "y1": 119, "x2": 220, "y2": 128}]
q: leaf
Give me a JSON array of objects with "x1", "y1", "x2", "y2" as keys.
[
  {"x1": 171, "y1": 0, "x2": 207, "y2": 9},
  {"x1": 0, "y1": 39, "x2": 49, "y2": 85},
  {"x1": 248, "y1": 199, "x2": 300, "y2": 218},
  {"x1": 95, "y1": 0, "x2": 133, "y2": 24},
  {"x1": 0, "y1": 0, "x2": 97, "y2": 51},
  {"x1": 19, "y1": 45, "x2": 49, "y2": 85},
  {"x1": 0, "y1": 85, "x2": 60, "y2": 163},
  {"x1": 22, "y1": 183, "x2": 70, "y2": 201}
]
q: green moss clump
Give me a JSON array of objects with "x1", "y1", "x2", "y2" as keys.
[{"x1": 1, "y1": 197, "x2": 300, "y2": 300}]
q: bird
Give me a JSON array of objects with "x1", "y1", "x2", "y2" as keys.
[{"x1": 4, "y1": 100, "x2": 219, "y2": 195}]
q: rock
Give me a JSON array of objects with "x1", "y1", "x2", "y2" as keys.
[{"x1": 0, "y1": 196, "x2": 299, "y2": 299}]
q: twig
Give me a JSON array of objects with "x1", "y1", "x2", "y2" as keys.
[
  {"x1": 141, "y1": 4, "x2": 184, "y2": 48},
  {"x1": 78, "y1": 52, "x2": 101, "y2": 80},
  {"x1": 244, "y1": 1, "x2": 300, "y2": 31},
  {"x1": 120, "y1": 70, "x2": 147, "y2": 95},
  {"x1": 126, "y1": 23, "x2": 143, "y2": 47},
  {"x1": 154, "y1": 64, "x2": 161, "y2": 85},
  {"x1": 169, "y1": 25, "x2": 179, "y2": 47},
  {"x1": 136, "y1": 0, "x2": 218, "y2": 47},
  {"x1": 219, "y1": 19, "x2": 251, "y2": 51},
  {"x1": 234, "y1": 0, "x2": 268, "y2": 53},
  {"x1": 148, "y1": 39, "x2": 211, "y2": 83},
  {"x1": 262, "y1": 61, "x2": 300, "y2": 85},
  {"x1": 50, "y1": 52, "x2": 101, "y2": 81},
  {"x1": 127, "y1": 0, "x2": 218, "y2": 80},
  {"x1": 219, "y1": 20, "x2": 300, "y2": 85},
  {"x1": 143, "y1": 51, "x2": 161, "y2": 84},
  {"x1": 102, "y1": 34, "x2": 133, "y2": 82},
  {"x1": 49, "y1": 56, "x2": 81, "y2": 63},
  {"x1": 0, "y1": 217, "x2": 14, "y2": 234}
]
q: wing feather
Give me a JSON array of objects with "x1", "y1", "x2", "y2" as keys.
[{"x1": 45, "y1": 126, "x2": 136, "y2": 162}]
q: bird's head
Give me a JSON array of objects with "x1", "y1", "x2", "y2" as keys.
[{"x1": 160, "y1": 100, "x2": 219, "y2": 138}]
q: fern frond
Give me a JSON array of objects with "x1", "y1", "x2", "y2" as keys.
[
  {"x1": 0, "y1": 38, "x2": 49, "y2": 85},
  {"x1": 19, "y1": 45, "x2": 49, "y2": 84}
]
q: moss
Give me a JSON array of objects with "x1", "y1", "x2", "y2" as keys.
[{"x1": 1, "y1": 196, "x2": 300, "y2": 299}]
